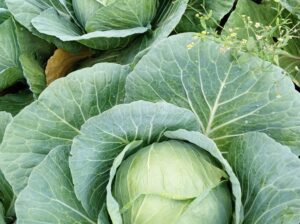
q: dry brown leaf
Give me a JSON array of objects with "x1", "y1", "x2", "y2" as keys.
[{"x1": 45, "y1": 48, "x2": 92, "y2": 85}]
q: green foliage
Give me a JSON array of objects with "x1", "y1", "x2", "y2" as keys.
[
  {"x1": 0, "y1": 34, "x2": 299, "y2": 223},
  {"x1": 180, "y1": 0, "x2": 300, "y2": 85},
  {"x1": 0, "y1": 1, "x2": 299, "y2": 224},
  {"x1": 5, "y1": 0, "x2": 188, "y2": 55},
  {"x1": 0, "y1": 8, "x2": 53, "y2": 115}
]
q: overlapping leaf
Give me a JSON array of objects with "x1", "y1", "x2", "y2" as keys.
[
  {"x1": 16, "y1": 146, "x2": 96, "y2": 224},
  {"x1": 5, "y1": 0, "x2": 187, "y2": 53},
  {"x1": 70, "y1": 101, "x2": 200, "y2": 219},
  {"x1": 126, "y1": 33, "x2": 300, "y2": 155},
  {"x1": 0, "y1": 63, "x2": 130, "y2": 194},
  {"x1": 228, "y1": 132, "x2": 300, "y2": 224}
]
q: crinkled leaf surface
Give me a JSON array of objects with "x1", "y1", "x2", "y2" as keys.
[
  {"x1": 16, "y1": 146, "x2": 96, "y2": 224},
  {"x1": 0, "y1": 63, "x2": 130, "y2": 195},
  {"x1": 70, "y1": 101, "x2": 200, "y2": 219},
  {"x1": 126, "y1": 33, "x2": 300, "y2": 155},
  {"x1": 227, "y1": 132, "x2": 300, "y2": 224}
]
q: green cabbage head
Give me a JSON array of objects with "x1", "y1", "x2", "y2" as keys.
[
  {"x1": 72, "y1": 0, "x2": 158, "y2": 33},
  {"x1": 5, "y1": 0, "x2": 188, "y2": 52},
  {"x1": 113, "y1": 140, "x2": 232, "y2": 224}
]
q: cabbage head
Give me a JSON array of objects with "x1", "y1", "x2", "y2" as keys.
[
  {"x1": 5, "y1": 0, "x2": 188, "y2": 52},
  {"x1": 113, "y1": 140, "x2": 232, "y2": 224}
]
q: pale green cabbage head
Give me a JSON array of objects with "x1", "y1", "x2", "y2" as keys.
[
  {"x1": 113, "y1": 140, "x2": 232, "y2": 224},
  {"x1": 5, "y1": 0, "x2": 188, "y2": 53},
  {"x1": 72, "y1": 0, "x2": 158, "y2": 32}
]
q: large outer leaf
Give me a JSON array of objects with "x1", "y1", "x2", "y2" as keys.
[
  {"x1": 0, "y1": 63, "x2": 130, "y2": 195},
  {"x1": 227, "y1": 132, "x2": 300, "y2": 224},
  {"x1": 31, "y1": 8, "x2": 148, "y2": 50},
  {"x1": 16, "y1": 146, "x2": 96, "y2": 224},
  {"x1": 126, "y1": 33, "x2": 300, "y2": 155},
  {"x1": 70, "y1": 101, "x2": 200, "y2": 219}
]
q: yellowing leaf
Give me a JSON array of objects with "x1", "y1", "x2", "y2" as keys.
[{"x1": 45, "y1": 48, "x2": 91, "y2": 85}]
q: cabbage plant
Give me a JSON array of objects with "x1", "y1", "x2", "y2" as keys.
[
  {"x1": 4, "y1": 0, "x2": 188, "y2": 54},
  {"x1": 0, "y1": 33, "x2": 300, "y2": 223}
]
